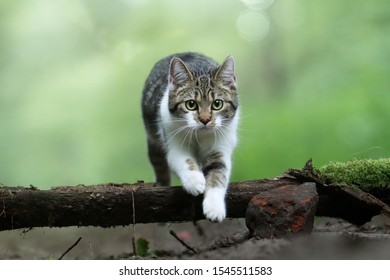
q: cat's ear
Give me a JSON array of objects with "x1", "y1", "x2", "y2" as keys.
[
  {"x1": 214, "y1": 55, "x2": 237, "y2": 89},
  {"x1": 169, "y1": 57, "x2": 193, "y2": 90}
]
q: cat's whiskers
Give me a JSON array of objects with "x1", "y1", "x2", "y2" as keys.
[
  {"x1": 211, "y1": 128, "x2": 218, "y2": 151},
  {"x1": 180, "y1": 126, "x2": 193, "y2": 152},
  {"x1": 215, "y1": 119, "x2": 232, "y2": 140},
  {"x1": 220, "y1": 117, "x2": 251, "y2": 142},
  {"x1": 214, "y1": 127, "x2": 227, "y2": 144},
  {"x1": 219, "y1": 119, "x2": 237, "y2": 136},
  {"x1": 194, "y1": 127, "x2": 202, "y2": 147},
  {"x1": 149, "y1": 117, "x2": 185, "y2": 126},
  {"x1": 188, "y1": 128, "x2": 196, "y2": 154},
  {"x1": 163, "y1": 124, "x2": 188, "y2": 149}
]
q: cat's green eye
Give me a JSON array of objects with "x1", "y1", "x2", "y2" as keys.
[
  {"x1": 185, "y1": 100, "x2": 198, "y2": 111},
  {"x1": 212, "y1": 99, "x2": 224, "y2": 110}
]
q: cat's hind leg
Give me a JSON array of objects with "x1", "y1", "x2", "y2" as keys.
[{"x1": 147, "y1": 139, "x2": 171, "y2": 186}]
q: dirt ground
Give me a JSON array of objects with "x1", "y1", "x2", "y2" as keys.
[{"x1": 1, "y1": 216, "x2": 389, "y2": 260}]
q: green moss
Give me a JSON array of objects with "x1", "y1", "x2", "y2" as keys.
[{"x1": 319, "y1": 158, "x2": 390, "y2": 190}]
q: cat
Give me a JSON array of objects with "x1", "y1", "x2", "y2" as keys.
[{"x1": 141, "y1": 52, "x2": 239, "y2": 222}]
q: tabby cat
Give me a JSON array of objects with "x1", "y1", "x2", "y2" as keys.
[{"x1": 141, "y1": 52, "x2": 239, "y2": 222}]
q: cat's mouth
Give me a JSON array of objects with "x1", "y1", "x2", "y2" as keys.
[{"x1": 196, "y1": 124, "x2": 216, "y2": 132}]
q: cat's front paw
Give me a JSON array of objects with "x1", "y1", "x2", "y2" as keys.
[
  {"x1": 181, "y1": 171, "x2": 206, "y2": 196},
  {"x1": 203, "y1": 188, "x2": 226, "y2": 222}
]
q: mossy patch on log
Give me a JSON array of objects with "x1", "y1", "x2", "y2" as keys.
[{"x1": 319, "y1": 158, "x2": 390, "y2": 191}]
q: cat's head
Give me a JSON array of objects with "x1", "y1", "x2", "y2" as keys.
[{"x1": 167, "y1": 56, "x2": 238, "y2": 131}]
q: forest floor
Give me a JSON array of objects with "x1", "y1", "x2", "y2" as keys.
[{"x1": 1, "y1": 215, "x2": 389, "y2": 260}]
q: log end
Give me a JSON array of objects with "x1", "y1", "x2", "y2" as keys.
[{"x1": 245, "y1": 182, "x2": 318, "y2": 238}]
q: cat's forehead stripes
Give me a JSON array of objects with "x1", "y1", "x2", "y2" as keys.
[{"x1": 196, "y1": 75, "x2": 212, "y2": 92}]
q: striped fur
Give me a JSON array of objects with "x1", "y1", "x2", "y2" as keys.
[{"x1": 142, "y1": 52, "x2": 239, "y2": 222}]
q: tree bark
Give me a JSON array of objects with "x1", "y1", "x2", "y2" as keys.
[{"x1": 0, "y1": 170, "x2": 389, "y2": 231}]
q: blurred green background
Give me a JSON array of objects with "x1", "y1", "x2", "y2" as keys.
[{"x1": 0, "y1": 0, "x2": 389, "y2": 189}]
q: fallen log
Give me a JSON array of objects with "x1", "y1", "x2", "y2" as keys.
[
  {"x1": 0, "y1": 167, "x2": 389, "y2": 231},
  {"x1": 0, "y1": 179, "x2": 299, "y2": 231}
]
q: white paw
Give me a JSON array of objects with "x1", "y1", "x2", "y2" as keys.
[
  {"x1": 181, "y1": 171, "x2": 206, "y2": 196},
  {"x1": 203, "y1": 188, "x2": 226, "y2": 222}
]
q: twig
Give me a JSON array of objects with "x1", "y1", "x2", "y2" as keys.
[
  {"x1": 211, "y1": 231, "x2": 251, "y2": 249},
  {"x1": 58, "y1": 237, "x2": 82, "y2": 260},
  {"x1": 193, "y1": 220, "x2": 205, "y2": 236},
  {"x1": 169, "y1": 229, "x2": 197, "y2": 254},
  {"x1": 20, "y1": 227, "x2": 33, "y2": 235},
  {"x1": 131, "y1": 189, "x2": 137, "y2": 256}
]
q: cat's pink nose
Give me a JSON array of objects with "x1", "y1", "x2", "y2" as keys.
[{"x1": 199, "y1": 118, "x2": 210, "y2": 125}]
